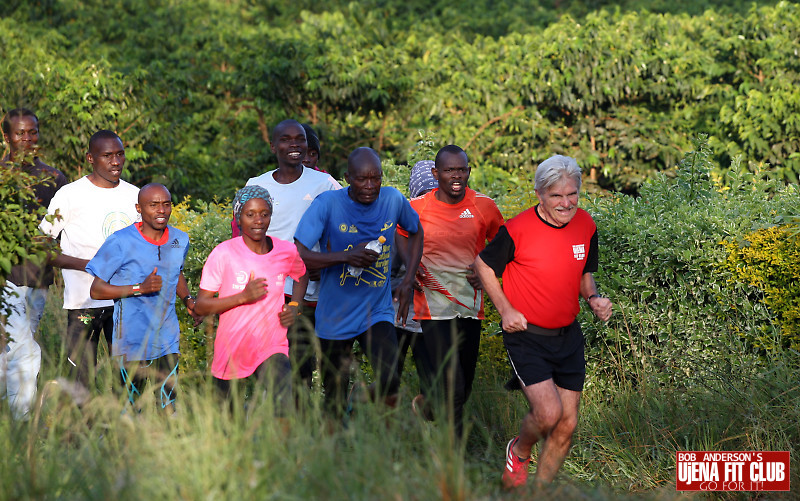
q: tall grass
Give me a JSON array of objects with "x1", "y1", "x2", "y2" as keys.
[{"x1": 3, "y1": 283, "x2": 798, "y2": 500}]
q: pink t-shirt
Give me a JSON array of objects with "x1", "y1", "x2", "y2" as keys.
[{"x1": 200, "y1": 236, "x2": 306, "y2": 379}]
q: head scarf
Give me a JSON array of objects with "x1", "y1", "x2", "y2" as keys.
[
  {"x1": 409, "y1": 160, "x2": 438, "y2": 198},
  {"x1": 233, "y1": 185, "x2": 273, "y2": 225}
]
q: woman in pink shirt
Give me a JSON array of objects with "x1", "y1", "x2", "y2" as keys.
[{"x1": 195, "y1": 186, "x2": 308, "y2": 409}]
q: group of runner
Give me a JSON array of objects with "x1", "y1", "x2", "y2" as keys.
[{"x1": 1, "y1": 110, "x2": 612, "y2": 489}]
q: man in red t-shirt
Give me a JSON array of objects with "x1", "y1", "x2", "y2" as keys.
[
  {"x1": 399, "y1": 145, "x2": 504, "y2": 437},
  {"x1": 474, "y1": 155, "x2": 612, "y2": 489}
]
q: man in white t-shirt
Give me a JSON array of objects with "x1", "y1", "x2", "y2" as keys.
[
  {"x1": 245, "y1": 119, "x2": 341, "y2": 389},
  {"x1": 40, "y1": 130, "x2": 140, "y2": 386}
]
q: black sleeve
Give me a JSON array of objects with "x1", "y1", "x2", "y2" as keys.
[
  {"x1": 478, "y1": 225, "x2": 515, "y2": 277},
  {"x1": 582, "y1": 230, "x2": 599, "y2": 274}
]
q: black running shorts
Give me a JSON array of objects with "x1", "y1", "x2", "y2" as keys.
[{"x1": 502, "y1": 320, "x2": 585, "y2": 392}]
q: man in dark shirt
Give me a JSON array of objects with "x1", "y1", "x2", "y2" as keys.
[{"x1": 1, "y1": 108, "x2": 67, "y2": 419}]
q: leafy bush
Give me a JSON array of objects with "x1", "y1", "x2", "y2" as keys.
[
  {"x1": 3, "y1": 1, "x2": 800, "y2": 199},
  {"x1": 0, "y1": 162, "x2": 57, "y2": 314},
  {"x1": 170, "y1": 198, "x2": 233, "y2": 373},
  {"x1": 721, "y1": 225, "x2": 800, "y2": 350},
  {"x1": 581, "y1": 135, "x2": 799, "y2": 386}
]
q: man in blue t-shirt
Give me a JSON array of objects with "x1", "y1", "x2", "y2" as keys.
[
  {"x1": 295, "y1": 147, "x2": 423, "y2": 414},
  {"x1": 87, "y1": 183, "x2": 199, "y2": 410}
]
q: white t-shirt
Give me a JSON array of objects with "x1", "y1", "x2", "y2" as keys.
[
  {"x1": 246, "y1": 167, "x2": 341, "y2": 300},
  {"x1": 40, "y1": 177, "x2": 140, "y2": 309}
]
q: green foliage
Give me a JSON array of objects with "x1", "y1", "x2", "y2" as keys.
[
  {"x1": 721, "y1": 225, "x2": 800, "y2": 351},
  {"x1": 0, "y1": 18, "x2": 152, "y2": 182},
  {"x1": 0, "y1": 161, "x2": 56, "y2": 313},
  {"x1": 406, "y1": 129, "x2": 438, "y2": 169},
  {"x1": 170, "y1": 197, "x2": 233, "y2": 372},
  {"x1": 583, "y1": 135, "x2": 799, "y2": 384},
  {"x1": 3, "y1": 1, "x2": 799, "y2": 199}
]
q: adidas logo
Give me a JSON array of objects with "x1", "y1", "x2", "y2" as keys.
[
  {"x1": 459, "y1": 209, "x2": 474, "y2": 219},
  {"x1": 303, "y1": 193, "x2": 314, "y2": 201},
  {"x1": 170, "y1": 238, "x2": 181, "y2": 248}
]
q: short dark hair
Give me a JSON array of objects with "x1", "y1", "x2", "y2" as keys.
[
  {"x1": 2, "y1": 108, "x2": 38, "y2": 135},
  {"x1": 434, "y1": 144, "x2": 468, "y2": 169},
  {"x1": 138, "y1": 183, "x2": 171, "y2": 204},
  {"x1": 301, "y1": 123, "x2": 321, "y2": 155},
  {"x1": 88, "y1": 129, "x2": 122, "y2": 152},
  {"x1": 271, "y1": 119, "x2": 305, "y2": 144},
  {"x1": 347, "y1": 146, "x2": 381, "y2": 173}
]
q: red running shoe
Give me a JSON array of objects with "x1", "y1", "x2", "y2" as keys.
[{"x1": 502, "y1": 436, "x2": 531, "y2": 489}]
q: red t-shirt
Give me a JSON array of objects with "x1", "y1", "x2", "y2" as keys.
[
  {"x1": 480, "y1": 205, "x2": 598, "y2": 329},
  {"x1": 399, "y1": 188, "x2": 504, "y2": 320}
]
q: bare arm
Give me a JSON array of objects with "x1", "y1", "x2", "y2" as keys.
[
  {"x1": 394, "y1": 226, "x2": 424, "y2": 326},
  {"x1": 89, "y1": 267, "x2": 162, "y2": 300},
  {"x1": 278, "y1": 273, "x2": 309, "y2": 328},
  {"x1": 45, "y1": 234, "x2": 90, "y2": 271},
  {"x1": 472, "y1": 255, "x2": 527, "y2": 333},
  {"x1": 580, "y1": 272, "x2": 612, "y2": 321},
  {"x1": 193, "y1": 272, "x2": 267, "y2": 316},
  {"x1": 50, "y1": 251, "x2": 90, "y2": 272},
  {"x1": 177, "y1": 272, "x2": 204, "y2": 326},
  {"x1": 177, "y1": 272, "x2": 191, "y2": 300},
  {"x1": 465, "y1": 263, "x2": 482, "y2": 290}
]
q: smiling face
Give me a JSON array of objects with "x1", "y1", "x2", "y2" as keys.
[
  {"x1": 87, "y1": 136, "x2": 125, "y2": 188},
  {"x1": 345, "y1": 148, "x2": 382, "y2": 205},
  {"x1": 238, "y1": 197, "x2": 272, "y2": 243},
  {"x1": 536, "y1": 176, "x2": 580, "y2": 227},
  {"x1": 137, "y1": 184, "x2": 172, "y2": 234},
  {"x1": 433, "y1": 150, "x2": 470, "y2": 204},
  {"x1": 3, "y1": 115, "x2": 40, "y2": 159},
  {"x1": 271, "y1": 121, "x2": 307, "y2": 169}
]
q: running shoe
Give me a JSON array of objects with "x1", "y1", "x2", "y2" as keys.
[{"x1": 502, "y1": 436, "x2": 531, "y2": 489}]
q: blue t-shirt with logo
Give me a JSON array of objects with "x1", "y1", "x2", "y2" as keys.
[
  {"x1": 295, "y1": 187, "x2": 420, "y2": 340},
  {"x1": 87, "y1": 224, "x2": 189, "y2": 361}
]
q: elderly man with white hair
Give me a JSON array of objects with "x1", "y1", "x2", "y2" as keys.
[{"x1": 473, "y1": 155, "x2": 612, "y2": 490}]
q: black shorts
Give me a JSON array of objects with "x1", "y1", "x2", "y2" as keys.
[{"x1": 503, "y1": 320, "x2": 585, "y2": 392}]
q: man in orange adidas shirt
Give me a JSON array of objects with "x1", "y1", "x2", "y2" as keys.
[{"x1": 398, "y1": 144, "x2": 504, "y2": 437}]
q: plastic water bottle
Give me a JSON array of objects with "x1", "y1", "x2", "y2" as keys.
[{"x1": 347, "y1": 235, "x2": 386, "y2": 277}]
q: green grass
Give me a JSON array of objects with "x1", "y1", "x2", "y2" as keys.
[{"x1": 2, "y1": 284, "x2": 798, "y2": 500}]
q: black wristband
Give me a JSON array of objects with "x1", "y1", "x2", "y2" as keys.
[
  {"x1": 183, "y1": 294, "x2": 194, "y2": 302},
  {"x1": 587, "y1": 294, "x2": 602, "y2": 301}
]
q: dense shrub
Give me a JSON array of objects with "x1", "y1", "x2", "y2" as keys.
[
  {"x1": 0, "y1": 162, "x2": 57, "y2": 314},
  {"x1": 583, "y1": 136, "x2": 799, "y2": 387},
  {"x1": 721, "y1": 225, "x2": 800, "y2": 350},
  {"x1": 170, "y1": 198, "x2": 233, "y2": 372},
  {"x1": 2, "y1": 1, "x2": 799, "y2": 198}
]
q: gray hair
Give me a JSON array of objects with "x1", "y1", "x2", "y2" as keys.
[{"x1": 534, "y1": 155, "x2": 582, "y2": 192}]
